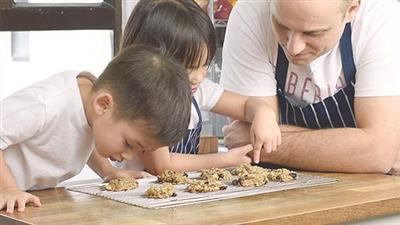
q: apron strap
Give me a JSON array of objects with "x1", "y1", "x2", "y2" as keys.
[
  {"x1": 192, "y1": 97, "x2": 202, "y2": 123},
  {"x1": 339, "y1": 23, "x2": 357, "y2": 85},
  {"x1": 275, "y1": 45, "x2": 289, "y2": 92}
]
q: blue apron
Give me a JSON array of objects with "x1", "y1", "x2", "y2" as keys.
[
  {"x1": 276, "y1": 23, "x2": 357, "y2": 128},
  {"x1": 169, "y1": 97, "x2": 202, "y2": 154}
]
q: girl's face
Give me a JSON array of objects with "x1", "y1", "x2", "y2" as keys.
[
  {"x1": 187, "y1": 47, "x2": 209, "y2": 93},
  {"x1": 188, "y1": 65, "x2": 208, "y2": 93}
]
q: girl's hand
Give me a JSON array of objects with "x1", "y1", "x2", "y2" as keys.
[
  {"x1": 103, "y1": 167, "x2": 153, "y2": 182},
  {"x1": 0, "y1": 186, "x2": 41, "y2": 213},
  {"x1": 250, "y1": 109, "x2": 282, "y2": 163},
  {"x1": 227, "y1": 144, "x2": 253, "y2": 165}
]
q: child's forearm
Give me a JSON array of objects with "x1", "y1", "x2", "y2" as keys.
[
  {"x1": 87, "y1": 150, "x2": 113, "y2": 179},
  {"x1": 244, "y1": 97, "x2": 278, "y2": 123},
  {"x1": 0, "y1": 150, "x2": 19, "y2": 189}
]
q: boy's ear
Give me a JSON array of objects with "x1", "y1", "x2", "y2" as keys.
[
  {"x1": 344, "y1": 0, "x2": 360, "y2": 23},
  {"x1": 93, "y1": 92, "x2": 113, "y2": 115}
]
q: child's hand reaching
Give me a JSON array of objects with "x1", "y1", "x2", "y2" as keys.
[
  {"x1": 103, "y1": 167, "x2": 153, "y2": 182},
  {"x1": 227, "y1": 144, "x2": 253, "y2": 165},
  {"x1": 250, "y1": 108, "x2": 282, "y2": 163},
  {"x1": 0, "y1": 186, "x2": 41, "y2": 213}
]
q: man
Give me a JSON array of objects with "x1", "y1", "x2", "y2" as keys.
[{"x1": 220, "y1": 0, "x2": 400, "y2": 174}]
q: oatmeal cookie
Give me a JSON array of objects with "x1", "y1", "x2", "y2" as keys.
[
  {"x1": 157, "y1": 170, "x2": 190, "y2": 184},
  {"x1": 231, "y1": 163, "x2": 267, "y2": 176},
  {"x1": 199, "y1": 168, "x2": 232, "y2": 181},
  {"x1": 186, "y1": 180, "x2": 227, "y2": 193},
  {"x1": 105, "y1": 177, "x2": 139, "y2": 191},
  {"x1": 145, "y1": 183, "x2": 177, "y2": 199},
  {"x1": 266, "y1": 168, "x2": 297, "y2": 182},
  {"x1": 232, "y1": 173, "x2": 268, "y2": 187}
]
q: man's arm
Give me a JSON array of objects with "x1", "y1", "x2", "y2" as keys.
[{"x1": 224, "y1": 96, "x2": 400, "y2": 173}]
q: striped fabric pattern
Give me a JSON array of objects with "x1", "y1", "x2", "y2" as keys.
[{"x1": 275, "y1": 23, "x2": 357, "y2": 129}]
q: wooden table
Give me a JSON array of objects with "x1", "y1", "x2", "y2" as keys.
[{"x1": 2, "y1": 172, "x2": 400, "y2": 225}]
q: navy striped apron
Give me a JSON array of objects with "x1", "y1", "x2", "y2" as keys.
[
  {"x1": 276, "y1": 23, "x2": 357, "y2": 129},
  {"x1": 169, "y1": 97, "x2": 202, "y2": 154}
]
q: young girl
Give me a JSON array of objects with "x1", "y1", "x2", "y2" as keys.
[
  {"x1": 0, "y1": 45, "x2": 192, "y2": 213},
  {"x1": 88, "y1": 0, "x2": 281, "y2": 178}
]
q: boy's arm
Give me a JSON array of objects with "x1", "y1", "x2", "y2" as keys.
[
  {"x1": 141, "y1": 145, "x2": 252, "y2": 174},
  {"x1": 87, "y1": 150, "x2": 114, "y2": 179},
  {"x1": 0, "y1": 151, "x2": 18, "y2": 189},
  {"x1": 0, "y1": 150, "x2": 41, "y2": 213},
  {"x1": 87, "y1": 150, "x2": 151, "y2": 181}
]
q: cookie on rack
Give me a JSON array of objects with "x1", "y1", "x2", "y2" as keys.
[
  {"x1": 145, "y1": 183, "x2": 177, "y2": 199},
  {"x1": 186, "y1": 179, "x2": 227, "y2": 193},
  {"x1": 266, "y1": 168, "x2": 297, "y2": 182},
  {"x1": 232, "y1": 173, "x2": 268, "y2": 187},
  {"x1": 199, "y1": 168, "x2": 232, "y2": 181},
  {"x1": 157, "y1": 170, "x2": 190, "y2": 184},
  {"x1": 231, "y1": 163, "x2": 267, "y2": 176},
  {"x1": 104, "y1": 177, "x2": 139, "y2": 191},
  {"x1": 231, "y1": 163, "x2": 269, "y2": 187}
]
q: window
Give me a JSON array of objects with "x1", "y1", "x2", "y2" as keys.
[{"x1": 0, "y1": 0, "x2": 121, "y2": 98}]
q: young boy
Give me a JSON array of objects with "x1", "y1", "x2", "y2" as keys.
[{"x1": 0, "y1": 45, "x2": 192, "y2": 213}]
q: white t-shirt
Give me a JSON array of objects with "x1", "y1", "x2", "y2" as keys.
[
  {"x1": 117, "y1": 78, "x2": 223, "y2": 171},
  {"x1": 220, "y1": 0, "x2": 400, "y2": 106},
  {"x1": 190, "y1": 78, "x2": 224, "y2": 128},
  {"x1": 0, "y1": 71, "x2": 94, "y2": 190}
]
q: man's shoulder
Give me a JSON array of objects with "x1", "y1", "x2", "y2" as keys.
[{"x1": 354, "y1": 0, "x2": 400, "y2": 31}]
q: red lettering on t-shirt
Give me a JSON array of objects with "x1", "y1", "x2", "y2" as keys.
[
  {"x1": 327, "y1": 85, "x2": 332, "y2": 96},
  {"x1": 286, "y1": 72, "x2": 298, "y2": 95},
  {"x1": 300, "y1": 77, "x2": 312, "y2": 101},
  {"x1": 314, "y1": 84, "x2": 322, "y2": 103},
  {"x1": 336, "y1": 74, "x2": 346, "y2": 89}
]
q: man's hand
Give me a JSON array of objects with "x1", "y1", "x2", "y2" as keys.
[
  {"x1": 0, "y1": 186, "x2": 41, "y2": 213},
  {"x1": 103, "y1": 167, "x2": 153, "y2": 182},
  {"x1": 222, "y1": 120, "x2": 252, "y2": 149},
  {"x1": 226, "y1": 144, "x2": 253, "y2": 165}
]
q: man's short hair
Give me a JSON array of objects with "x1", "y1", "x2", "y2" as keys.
[{"x1": 95, "y1": 44, "x2": 192, "y2": 146}]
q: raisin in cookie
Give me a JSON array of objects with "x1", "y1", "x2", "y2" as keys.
[
  {"x1": 145, "y1": 183, "x2": 177, "y2": 199},
  {"x1": 105, "y1": 177, "x2": 139, "y2": 191}
]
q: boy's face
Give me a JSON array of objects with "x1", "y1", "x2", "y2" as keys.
[{"x1": 92, "y1": 114, "x2": 162, "y2": 162}]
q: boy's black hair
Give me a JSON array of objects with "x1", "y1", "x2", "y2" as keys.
[
  {"x1": 95, "y1": 44, "x2": 191, "y2": 146},
  {"x1": 121, "y1": 0, "x2": 217, "y2": 70}
]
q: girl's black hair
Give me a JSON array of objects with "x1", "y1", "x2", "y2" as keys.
[{"x1": 120, "y1": 0, "x2": 216, "y2": 69}]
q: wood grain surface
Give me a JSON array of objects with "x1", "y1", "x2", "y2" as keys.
[{"x1": 2, "y1": 173, "x2": 400, "y2": 225}]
